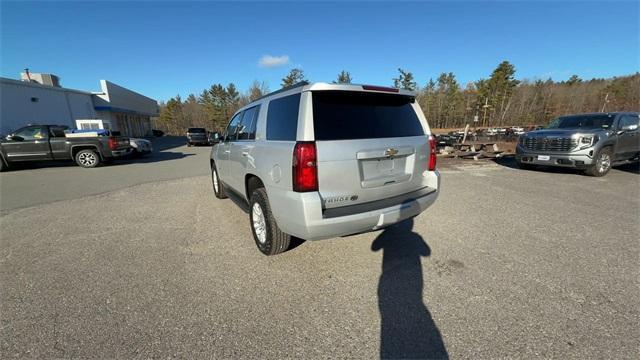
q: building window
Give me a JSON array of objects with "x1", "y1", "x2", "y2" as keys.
[{"x1": 30, "y1": 97, "x2": 39, "y2": 102}]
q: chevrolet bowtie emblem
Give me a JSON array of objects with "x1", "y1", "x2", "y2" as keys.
[{"x1": 385, "y1": 148, "x2": 399, "y2": 157}]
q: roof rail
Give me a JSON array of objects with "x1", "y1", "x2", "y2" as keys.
[{"x1": 251, "y1": 81, "x2": 309, "y2": 103}]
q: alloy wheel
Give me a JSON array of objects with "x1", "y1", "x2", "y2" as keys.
[
  {"x1": 252, "y1": 202, "x2": 267, "y2": 244},
  {"x1": 78, "y1": 152, "x2": 96, "y2": 166},
  {"x1": 597, "y1": 152, "x2": 611, "y2": 174},
  {"x1": 213, "y1": 169, "x2": 219, "y2": 193}
]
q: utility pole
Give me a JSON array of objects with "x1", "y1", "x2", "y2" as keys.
[
  {"x1": 600, "y1": 93, "x2": 609, "y2": 112},
  {"x1": 482, "y1": 98, "x2": 490, "y2": 127}
]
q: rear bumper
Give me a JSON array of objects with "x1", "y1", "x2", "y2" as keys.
[
  {"x1": 188, "y1": 138, "x2": 209, "y2": 144},
  {"x1": 268, "y1": 172, "x2": 440, "y2": 241},
  {"x1": 110, "y1": 148, "x2": 133, "y2": 157},
  {"x1": 516, "y1": 145, "x2": 595, "y2": 168}
]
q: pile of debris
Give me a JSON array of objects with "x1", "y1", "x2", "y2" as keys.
[
  {"x1": 439, "y1": 143, "x2": 504, "y2": 160},
  {"x1": 436, "y1": 124, "x2": 506, "y2": 160}
]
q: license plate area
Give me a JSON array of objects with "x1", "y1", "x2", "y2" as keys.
[
  {"x1": 537, "y1": 155, "x2": 551, "y2": 161},
  {"x1": 359, "y1": 156, "x2": 412, "y2": 188}
]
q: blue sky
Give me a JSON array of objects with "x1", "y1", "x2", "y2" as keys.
[{"x1": 1, "y1": 1, "x2": 638, "y2": 101}]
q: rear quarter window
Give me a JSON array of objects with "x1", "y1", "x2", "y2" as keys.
[
  {"x1": 312, "y1": 91, "x2": 424, "y2": 141},
  {"x1": 266, "y1": 93, "x2": 301, "y2": 141}
]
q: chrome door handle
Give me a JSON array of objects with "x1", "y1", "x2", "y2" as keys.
[
  {"x1": 242, "y1": 152, "x2": 249, "y2": 157},
  {"x1": 224, "y1": 150, "x2": 231, "y2": 154}
]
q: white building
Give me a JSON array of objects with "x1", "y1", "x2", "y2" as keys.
[{"x1": 0, "y1": 72, "x2": 158, "y2": 137}]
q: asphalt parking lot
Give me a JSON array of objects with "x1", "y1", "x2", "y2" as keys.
[{"x1": 1, "y1": 138, "x2": 638, "y2": 358}]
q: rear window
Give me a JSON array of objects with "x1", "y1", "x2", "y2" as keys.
[
  {"x1": 266, "y1": 94, "x2": 300, "y2": 141},
  {"x1": 312, "y1": 91, "x2": 424, "y2": 141},
  {"x1": 188, "y1": 128, "x2": 206, "y2": 133}
]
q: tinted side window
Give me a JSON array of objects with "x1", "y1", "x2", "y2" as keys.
[
  {"x1": 266, "y1": 94, "x2": 301, "y2": 141},
  {"x1": 14, "y1": 126, "x2": 47, "y2": 140},
  {"x1": 619, "y1": 114, "x2": 639, "y2": 128},
  {"x1": 225, "y1": 112, "x2": 243, "y2": 141},
  {"x1": 312, "y1": 91, "x2": 423, "y2": 141},
  {"x1": 237, "y1": 105, "x2": 260, "y2": 140}
]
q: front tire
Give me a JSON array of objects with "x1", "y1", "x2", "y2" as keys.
[
  {"x1": 0, "y1": 158, "x2": 7, "y2": 172},
  {"x1": 585, "y1": 147, "x2": 612, "y2": 177},
  {"x1": 75, "y1": 149, "x2": 101, "y2": 168},
  {"x1": 249, "y1": 188, "x2": 291, "y2": 256},
  {"x1": 211, "y1": 164, "x2": 227, "y2": 199}
]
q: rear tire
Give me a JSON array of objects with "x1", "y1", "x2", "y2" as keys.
[
  {"x1": 585, "y1": 147, "x2": 612, "y2": 177},
  {"x1": 249, "y1": 188, "x2": 291, "y2": 256},
  {"x1": 187, "y1": 143, "x2": 192, "y2": 147},
  {"x1": 211, "y1": 164, "x2": 227, "y2": 199},
  {"x1": 75, "y1": 149, "x2": 101, "y2": 168},
  {"x1": 0, "y1": 158, "x2": 6, "y2": 172}
]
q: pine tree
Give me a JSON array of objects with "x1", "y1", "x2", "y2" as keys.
[
  {"x1": 334, "y1": 70, "x2": 352, "y2": 84},
  {"x1": 393, "y1": 68, "x2": 417, "y2": 91},
  {"x1": 281, "y1": 68, "x2": 307, "y2": 87},
  {"x1": 565, "y1": 75, "x2": 582, "y2": 86},
  {"x1": 475, "y1": 61, "x2": 519, "y2": 126},
  {"x1": 226, "y1": 83, "x2": 240, "y2": 116}
]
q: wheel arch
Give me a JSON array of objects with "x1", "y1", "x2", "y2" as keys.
[
  {"x1": 71, "y1": 145, "x2": 102, "y2": 159},
  {"x1": 245, "y1": 174, "x2": 265, "y2": 201},
  {"x1": 0, "y1": 151, "x2": 8, "y2": 166}
]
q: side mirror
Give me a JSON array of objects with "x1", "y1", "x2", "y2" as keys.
[
  {"x1": 7, "y1": 135, "x2": 23, "y2": 141},
  {"x1": 621, "y1": 124, "x2": 639, "y2": 132}
]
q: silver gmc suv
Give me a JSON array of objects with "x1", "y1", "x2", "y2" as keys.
[
  {"x1": 210, "y1": 82, "x2": 440, "y2": 255},
  {"x1": 516, "y1": 112, "x2": 640, "y2": 176}
]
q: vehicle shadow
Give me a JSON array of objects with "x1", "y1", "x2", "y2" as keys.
[
  {"x1": 494, "y1": 154, "x2": 639, "y2": 175},
  {"x1": 116, "y1": 151, "x2": 194, "y2": 164},
  {"x1": 371, "y1": 218, "x2": 448, "y2": 359},
  {"x1": 493, "y1": 154, "x2": 584, "y2": 175},
  {"x1": 7, "y1": 151, "x2": 194, "y2": 170},
  {"x1": 614, "y1": 162, "x2": 640, "y2": 174}
]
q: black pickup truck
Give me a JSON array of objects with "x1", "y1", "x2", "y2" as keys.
[{"x1": 0, "y1": 124, "x2": 131, "y2": 171}]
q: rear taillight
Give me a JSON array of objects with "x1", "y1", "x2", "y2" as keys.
[
  {"x1": 108, "y1": 137, "x2": 118, "y2": 150},
  {"x1": 293, "y1": 142, "x2": 318, "y2": 192},
  {"x1": 428, "y1": 135, "x2": 437, "y2": 171}
]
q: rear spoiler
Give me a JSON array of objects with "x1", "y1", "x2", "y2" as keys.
[{"x1": 304, "y1": 82, "x2": 417, "y2": 97}]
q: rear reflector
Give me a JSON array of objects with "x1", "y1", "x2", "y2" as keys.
[
  {"x1": 362, "y1": 85, "x2": 400, "y2": 93},
  {"x1": 428, "y1": 135, "x2": 437, "y2": 171},
  {"x1": 293, "y1": 142, "x2": 318, "y2": 192}
]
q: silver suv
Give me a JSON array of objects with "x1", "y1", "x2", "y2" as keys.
[
  {"x1": 516, "y1": 112, "x2": 640, "y2": 176},
  {"x1": 210, "y1": 82, "x2": 440, "y2": 255}
]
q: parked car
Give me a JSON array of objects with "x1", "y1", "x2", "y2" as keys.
[
  {"x1": 511, "y1": 126, "x2": 525, "y2": 135},
  {"x1": 484, "y1": 128, "x2": 499, "y2": 136},
  {"x1": 516, "y1": 112, "x2": 640, "y2": 176},
  {"x1": 436, "y1": 134, "x2": 460, "y2": 148},
  {"x1": 0, "y1": 125, "x2": 131, "y2": 171},
  {"x1": 210, "y1": 82, "x2": 440, "y2": 255},
  {"x1": 186, "y1": 127, "x2": 208, "y2": 146},
  {"x1": 129, "y1": 138, "x2": 153, "y2": 156}
]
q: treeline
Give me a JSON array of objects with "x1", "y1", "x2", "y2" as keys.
[{"x1": 155, "y1": 62, "x2": 639, "y2": 134}]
